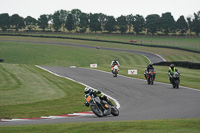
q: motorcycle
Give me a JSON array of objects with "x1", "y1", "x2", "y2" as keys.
[
  {"x1": 112, "y1": 65, "x2": 119, "y2": 77},
  {"x1": 146, "y1": 69, "x2": 156, "y2": 85},
  {"x1": 85, "y1": 94, "x2": 119, "y2": 117},
  {"x1": 171, "y1": 72, "x2": 180, "y2": 89}
]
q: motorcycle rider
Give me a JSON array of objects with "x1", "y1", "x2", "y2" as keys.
[
  {"x1": 144, "y1": 63, "x2": 155, "y2": 79},
  {"x1": 84, "y1": 87, "x2": 114, "y2": 107},
  {"x1": 168, "y1": 64, "x2": 180, "y2": 83},
  {"x1": 111, "y1": 58, "x2": 120, "y2": 72}
]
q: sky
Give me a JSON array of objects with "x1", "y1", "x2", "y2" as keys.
[{"x1": 1, "y1": 0, "x2": 200, "y2": 20}]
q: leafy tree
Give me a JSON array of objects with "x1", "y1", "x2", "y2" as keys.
[
  {"x1": 187, "y1": 17, "x2": 192, "y2": 35},
  {"x1": 79, "y1": 13, "x2": 89, "y2": 33},
  {"x1": 0, "y1": 13, "x2": 10, "y2": 31},
  {"x1": 98, "y1": 13, "x2": 107, "y2": 31},
  {"x1": 191, "y1": 11, "x2": 200, "y2": 36},
  {"x1": 160, "y1": 12, "x2": 176, "y2": 35},
  {"x1": 38, "y1": 14, "x2": 48, "y2": 31},
  {"x1": 47, "y1": 14, "x2": 53, "y2": 30},
  {"x1": 146, "y1": 14, "x2": 160, "y2": 35},
  {"x1": 52, "y1": 11, "x2": 62, "y2": 31},
  {"x1": 133, "y1": 14, "x2": 145, "y2": 35},
  {"x1": 104, "y1": 16, "x2": 116, "y2": 33},
  {"x1": 24, "y1": 16, "x2": 37, "y2": 31},
  {"x1": 89, "y1": 13, "x2": 102, "y2": 33},
  {"x1": 176, "y1": 15, "x2": 188, "y2": 35},
  {"x1": 71, "y1": 9, "x2": 82, "y2": 32},
  {"x1": 9, "y1": 14, "x2": 25, "y2": 31},
  {"x1": 65, "y1": 14, "x2": 74, "y2": 32},
  {"x1": 117, "y1": 15, "x2": 127, "y2": 34},
  {"x1": 59, "y1": 9, "x2": 69, "y2": 31},
  {"x1": 126, "y1": 14, "x2": 134, "y2": 33}
]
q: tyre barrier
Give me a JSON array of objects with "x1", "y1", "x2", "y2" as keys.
[{"x1": 153, "y1": 61, "x2": 200, "y2": 69}]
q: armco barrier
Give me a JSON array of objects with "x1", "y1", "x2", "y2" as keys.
[{"x1": 153, "y1": 61, "x2": 200, "y2": 69}]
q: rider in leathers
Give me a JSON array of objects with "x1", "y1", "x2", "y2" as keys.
[
  {"x1": 111, "y1": 59, "x2": 120, "y2": 72},
  {"x1": 84, "y1": 87, "x2": 114, "y2": 107},
  {"x1": 144, "y1": 63, "x2": 155, "y2": 79},
  {"x1": 168, "y1": 64, "x2": 180, "y2": 83}
]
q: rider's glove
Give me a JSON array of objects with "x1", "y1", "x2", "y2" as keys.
[{"x1": 84, "y1": 102, "x2": 89, "y2": 107}]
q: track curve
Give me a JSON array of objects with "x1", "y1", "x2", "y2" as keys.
[
  {"x1": 1, "y1": 67, "x2": 200, "y2": 126},
  {"x1": 0, "y1": 40, "x2": 165, "y2": 63}
]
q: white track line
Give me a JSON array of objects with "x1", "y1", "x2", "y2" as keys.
[
  {"x1": 35, "y1": 65, "x2": 121, "y2": 109},
  {"x1": 0, "y1": 112, "x2": 95, "y2": 122},
  {"x1": 155, "y1": 54, "x2": 166, "y2": 62}
]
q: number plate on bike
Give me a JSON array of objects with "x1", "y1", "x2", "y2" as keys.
[{"x1": 86, "y1": 95, "x2": 91, "y2": 102}]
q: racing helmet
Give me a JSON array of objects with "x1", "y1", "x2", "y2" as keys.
[
  {"x1": 114, "y1": 58, "x2": 117, "y2": 62},
  {"x1": 170, "y1": 64, "x2": 175, "y2": 69},
  {"x1": 84, "y1": 87, "x2": 90, "y2": 94},
  {"x1": 149, "y1": 63, "x2": 153, "y2": 67}
]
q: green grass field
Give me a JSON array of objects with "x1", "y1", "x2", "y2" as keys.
[
  {"x1": 1, "y1": 35, "x2": 200, "y2": 63},
  {"x1": 0, "y1": 35, "x2": 200, "y2": 132},
  {"x1": 57, "y1": 33, "x2": 200, "y2": 52},
  {"x1": 1, "y1": 119, "x2": 200, "y2": 133},
  {"x1": 3, "y1": 33, "x2": 200, "y2": 52}
]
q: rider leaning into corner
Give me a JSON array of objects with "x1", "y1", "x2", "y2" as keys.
[
  {"x1": 110, "y1": 58, "x2": 120, "y2": 72},
  {"x1": 84, "y1": 87, "x2": 114, "y2": 107},
  {"x1": 168, "y1": 64, "x2": 180, "y2": 83},
  {"x1": 144, "y1": 63, "x2": 155, "y2": 79}
]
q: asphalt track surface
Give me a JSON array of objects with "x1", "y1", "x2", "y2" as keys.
[
  {"x1": 1, "y1": 67, "x2": 200, "y2": 126},
  {"x1": 0, "y1": 40, "x2": 165, "y2": 63}
]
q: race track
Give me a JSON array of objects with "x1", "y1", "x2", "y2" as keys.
[
  {"x1": 1, "y1": 67, "x2": 200, "y2": 126},
  {"x1": 0, "y1": 40, "x2": 165, "y2": 63},
  {"x1": 0, "y1": 39, "x2": 199, "y2": 126}
]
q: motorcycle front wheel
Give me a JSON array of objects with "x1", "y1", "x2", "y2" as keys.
[
  {"x1": 174, "y1": 79, "x2": 179, "y2": 89},
  {"x1": 111, "y1": 107, "x2": 119, "y2": 116},
  {"x1": 147, "y1": 78, "x2": 150, "y2": 84},
  {"x1": 150, "y1": 77, "x2": 154, "y2": 85},
  {"x1": 91, "y1": 104, "x2": 104, "y2": 117}
]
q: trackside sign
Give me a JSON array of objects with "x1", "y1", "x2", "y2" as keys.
[
  {"x1": 128, "y1": 70, "x2": 137, "y2": 75},
  {"x1": 90, "y1": 64, "x2": 97, "y2": 68}
]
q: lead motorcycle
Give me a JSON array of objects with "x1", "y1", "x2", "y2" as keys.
[
  {"x1": 146, "y1": 69, "x2": 156, "y2": 85},
  {"x1": 85, "y1": 94, "x2": 119, "y2": 117},
  {"x1": 171, "y1": 72, "x2": 180, "y2": 89},
  {"x1": 112, "y1": 65, "x2": 119, "y2": 77}
]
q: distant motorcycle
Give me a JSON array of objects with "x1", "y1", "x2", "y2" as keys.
[
  {"x1": 112, "y1": 65, "x2": 119, "y2": 77},
  {"x1": 171, "y1": 72, "x2": 180, "y2": 89},
  {"x1": 85, "y1": 94, "x2": 119, "y2": 117},
  {"x1": 146, "y1": 69, "x2": 156, "y2": 85}
]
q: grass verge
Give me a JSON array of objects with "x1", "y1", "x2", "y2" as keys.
[
  {"x1": 0, "y1": 63, "x2": 88, "y2": 119},
  {"x1": 1, "y1": 36, "x2": 200, "y2": 63},
  {"x1": 1, "y1": 33, "x2": 200, "y2": 52},
  {"x1": 0, "y1": 119, "x2": 200, "y2": 133}
]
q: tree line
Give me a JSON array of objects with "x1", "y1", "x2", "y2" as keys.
[{"x1": 0, "y1": 9, "x2": 200, "y2": 36}]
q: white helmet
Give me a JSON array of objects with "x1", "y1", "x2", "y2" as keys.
[{"x1": 84, "y1": 87, "x2": 90, "y2": 94}]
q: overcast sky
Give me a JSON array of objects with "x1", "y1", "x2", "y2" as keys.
[{"x1": 1, "y1": 0, "x2": 199, "y2": 20}]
